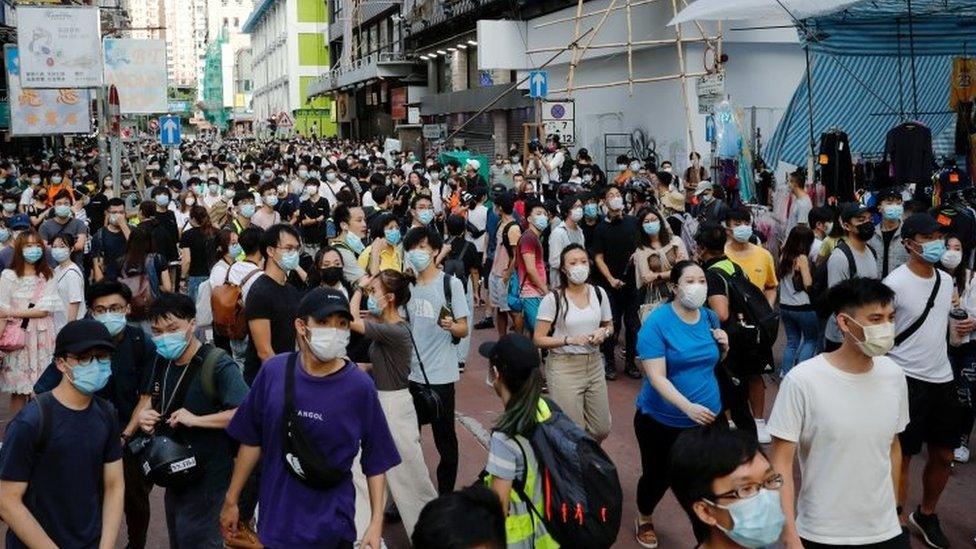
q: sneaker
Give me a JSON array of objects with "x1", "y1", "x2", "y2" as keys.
[
  {"x1": 909, "y1": 506, "x2": 950, "y2": 549},
  {"x1": 605, "y1": 369, "x2": 618, "y2": 381},
  {"x1": 635, "y1": 517, "x2": 658, "y2": 549},
  {"x1": 954, "y1": 445, "x2": 970, "y2": 463},
  {"x1": 755, "y1": 419, "x2": 772, "y2": 444},
  {"x1": 458, "y1": 362, "x2": 466, "y2": 373},
  {"x1": 624, "y1": 366, "x2": 642, "y2": 379},
  {"x1": 474, "y1": 317, "x2": 494, "y2": 330}
]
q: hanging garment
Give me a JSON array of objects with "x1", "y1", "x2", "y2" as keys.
[
  {"x1": 885, "y1": 122, "x2": 934, "y2": 192},
  {"x1": 956, "y1": 102, "x2": 974, "y2": 158},
  {"x1": 715, "y1": 101, "x2": 742, "y2": 158},
  {"x1": 819, "y1": 130, "x2": 855, "y2": 202},
  {"x1": 950, "y1": 57, "x2": 976, "y2": 110}
]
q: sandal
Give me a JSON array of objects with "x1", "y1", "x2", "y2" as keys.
[{"x1": 635, "y1": 516, "x2": 658, "y2": 548}]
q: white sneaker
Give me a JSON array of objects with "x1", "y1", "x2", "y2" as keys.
[
  {"x1": 755, "y1": 419, "x2": 772, "y2": 444},
  {"x1": 954, "y1": 445, "x2": 970, "y2": 463}
]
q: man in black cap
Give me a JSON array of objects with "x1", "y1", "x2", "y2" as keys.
[
  {"x1": 884, "y1": 213, "x2": 961, "y2": 549},
  {"x1": 0, "y1": 320, "x2": 124, "y2": 548},
  {"x1": 869, "y1": 187, "x2": 909, "y2": 278},
  {"x1": 823, "y1": 203, "x2": 880, "y2": 352}
]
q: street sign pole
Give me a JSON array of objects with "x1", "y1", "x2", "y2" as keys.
[
  {"x1": 96, "y1": 86, "x2": 109, "y2": 185},
  {"x1": 109, "y1": 85, "x2": 122, "y2": 198}
]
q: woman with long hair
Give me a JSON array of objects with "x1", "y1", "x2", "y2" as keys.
[
  {"x1": 349, "y1": 270, "x2": 438, "y2": 537},
  {"x1": 533, "y1": 243, "x2": 612, "y2": 440},
  {"x1": 175, "y1": 188, "x2": 199, "y2": 235},
  {"x1": 633, "y1": 206, "x2": 688, "y2": 318},
  {"x1": 777, "y1": 225, "x2": 817, "y2": 376},
  {"x1": 482, "y1": 332, "x2": 559, "y2": 549},
  {"x1": 312, "y1": 246, "x2": 352, "y2": 296},
  {"x1": 180, "y1": 204, "x2": 217, "y2": 302},
  {"x1": 942, "y1": 236, "x2": 976, "y2": 463},
  {"x1": 50, "y1": 233, "x2": 86, "y2": 331},
  {"x1": 633, "y1": 260, "x2": 728, "y2": 548},
  {"x1": 121, "y1": 225, "x2": 172, "y2": 299},
  {"x1": 0, "y1": 231, "x2": 62, "y2": 414}
]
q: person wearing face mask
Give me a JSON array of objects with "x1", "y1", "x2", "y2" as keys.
[
  {"x1": 135, "y1": 293, "x2": 249, "y2": 548},
  {"x1": 49, "y1": 233, "x2": 85, "y2": 331},
  {"x1": 146, "y1": 186, "x2": 180, "y2": 264},
  {"x1": 785, "y1": 170, "x2": 813, "y2": 235},
  {"x1": 593, "y1": 185, "x2": 641, "y2": 380},
  {"x1": 882, "y1": 214, "x2": 960, "y2": 548},
  {"x1": 634, "y1": 206, "x2": 689, "y2": 318},
  {"x1": 533, "y1": 244, "x2": 613, "y2": 440},
  {"x1": 769, "y1": 277, "x2": 910, "y2": 549},
  {"x1": 38, "y1": 190, "x2": 89, "y2": 268},
  {"x1": 0, "y1": 319, "x2": 124, "y2": 549},
  {"x1": 868, "y1": 188, "x2": 910, "y2": 278},
  {"x1": 807, "y1": 206, "x2": 835, "y2": 263},
  {"x1": 44, "y1": 170, "x2": 75, "y2": 206},
  {"x1": 671, "y1": 424, "x2": 786, "y2": 549},
  {"x1": 693, "y1": 182, "x2": 728, "y2": 224},
  {"x1": 299, "y1": 177, "x2": 330, "y2": 256},
  {"x1": 515, "y1": 201, "x2": 551, "y2": 332},
  {"x1": 410, "y1": 194, "x2": 438, "y2": 232},
  {"x1": 250, "y1": 182, "x2": 282, "y2": 230},
  {"x1": 330, "y1": 203, "x2": 369, "y2": 285},
  {"x1": 361, "y1": 213, "x2": 404, "y2": 276},
  {"x1": 221, "y1": 287, "x2": 400, "y2": 549},
  {"x1": 939, "y1": 236, "x2": 976, "y2": 464},
  {"x1": 613, "y1": 154, "x2": 636, "y2": 186},
  {"x1": 203, "y1": 177, "x2": 224, "y2": 209},
  {"x1": 548, "y1": 196, "x2": 586, "y2": 284},
  {"x1": 403, "y1": 227, "x2": 469, "y2": 495},
  {"x1": 242, "y1": 225, "x2": 303, "y2": 384},
  {"x1": 633, "y1": 260, "x2": 729, "y2": 548},
  {"x1": 823, "y1": 204, "x2": 880, "y2": 353},
  {"x1": 1, "y1": 192, "x2": 21, "y2": 223}
]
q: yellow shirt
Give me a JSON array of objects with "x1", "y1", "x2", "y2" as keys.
[
  {"x1": 358, "y1": 244, "x2": 403, "y2": 272},
  {"x1": 724, "y1": 242, "x2": 778, "y2": 290}
]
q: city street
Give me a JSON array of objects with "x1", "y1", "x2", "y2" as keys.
[{"x1": 0, "y1": 306, "x2": 972, "y2": 548}]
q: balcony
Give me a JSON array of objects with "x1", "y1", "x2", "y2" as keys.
[{"x1": 306, "y1": 50, "x2": 419, "y2": 97}]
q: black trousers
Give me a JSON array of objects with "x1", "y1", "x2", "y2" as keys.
[
  {"x1": 413, "y1": 382, "x2": 459, "y2": 495},
  {"x1": 801, "y1": 532, "x2": 910, "y2": 549},
  {"x1": 122, "y1": 449, "x2": 154, "y2": 549},
  {"x1": 716, "y1": 363, "x2": 758, "y2": 438},
  {"x1": 602, "y1": 283, "x2": 640, "y2": 372}
]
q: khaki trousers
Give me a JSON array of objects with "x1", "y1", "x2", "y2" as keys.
[{"x1": 545, "y1": 352, "x2": 612, "y2": 441}]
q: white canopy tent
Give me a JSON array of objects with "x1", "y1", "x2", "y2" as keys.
[{"x1": 669, "y1": 0, "x2": 863, "y2": 24}]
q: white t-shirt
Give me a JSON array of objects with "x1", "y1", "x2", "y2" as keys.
[
  {"x1": 537, "y1": 285, "x2": 611, "y2": 354},
  {"x1": 541, "y1": 150, "x2": 565, "y2": 186},
  {"x1": 466, "y1": 204, "x2": 488, "y2": 253},
  {"x1": 53, "y1": 263, "x2": 86, "y2": 330},
  {"x1": 883, "y1": 265, "x2": 953, "y2": 382},
  {"x1": 767, "y1": 354, "x2": 909, "y2": 545},
  {"x1": 787, "y1": 193, "x2": 812, "y2": 234},
  {"x1": 209, "y1": 260, "x2": 262, "y2": 302}
]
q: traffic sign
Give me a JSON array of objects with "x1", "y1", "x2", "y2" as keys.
[
  {"x1": 148, "y1": 118, "x2": 159, "y2": 132},
  {"x1": 541, "y1": 99, "x2": 575, "y2": 145},
  {"x1": 277, "y1": 111, "x2": 294, "y2": 128},
  {"x1": 696, "y1": 71, "x2": 725, "y2": 114},
  {"x1": 528, "y1": 70, "x2": 548, "y2": 99},
  {"x1": 159, "y1": 115, "x2": 181, "y2": 146}
]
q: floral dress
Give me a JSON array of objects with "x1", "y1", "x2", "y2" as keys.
[{"x1": 0, "y1": 270, "x2": 62, "y2": 394}]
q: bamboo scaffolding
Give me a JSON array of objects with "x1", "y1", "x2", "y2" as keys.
[
  {"x1": 549, "y1": 70, "x2": 710, "y2": 94},
  {"x1": 567, "y1": 0, "x2": 620, "y2": 95},
  {"x1": 565, "y1": 0, "x2": 586, "y2": 100},
  {"x1": 627, "y1": 0, "x2": 634, "y2": 95},
  {"x1": 534, "y1": 0, "x2": 664, "y2": 29},
  {"x1": 527, "y1": 35, "x2": 718, "y2": 54},
  {"x1": 672, "y1": 0, "x2": 694, "y2": 149}
]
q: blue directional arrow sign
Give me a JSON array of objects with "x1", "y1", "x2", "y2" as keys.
[
  {"x1": 528, "y1": 70, "x2": 548, "y2": 99},
  {"x1": 159, "y1": 115, "x2": 182, "y2": 146}
]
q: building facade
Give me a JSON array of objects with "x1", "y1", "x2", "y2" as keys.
[
  {"x1": 161, "y1": 0, "x2": 208, "y2": 87},
  {"x1": 243, "y1": 0, "x2": 336, "y2": 137},
  {"x1": 123, "y1": 0, "x2": 164, "y2": 39}
]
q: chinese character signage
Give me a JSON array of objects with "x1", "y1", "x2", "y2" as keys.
[
  {"x1": 16, "y1": 6, "x2": 102, "y2": 88},
  {"x1": 103, "y1": 39, "x2": 168, "y2": 114},
  {"x1": 4, "y1": 45, "x2": 92, "y2": 136}
]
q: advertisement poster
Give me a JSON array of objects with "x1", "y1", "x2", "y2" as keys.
[
  {"x1": 103, "y1": 38, "x2": 168, "y2": 114},
  {"x1": 16, "y1": 6, "x2": 102, "y2": 88},
  {"x1": 4, "y1": 45, "x2": 92, "y2": 136}
]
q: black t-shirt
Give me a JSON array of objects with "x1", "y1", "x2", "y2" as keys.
[
  {"x1": 276, "y1": 193, "x2": 301, "y2": 222},
  {"x1": 0, "y1": 396, "x2": 121, "y2": 548},
  {"x1": 703, "y1": 255, "x2": 732, "y2": 299},
  {"x1": 86, "y1": 193, "x2": 109, "y2": 230},
  {"x1": 179, "y1": 227, "x2": 213, "y2": 276},
  {"x1": 581, "y1": 219, "x2": 601, "y2": 255},
  {"x1": 592, "y1": 214, "x2": 639, "y2": 285},
  {"x1": 446, "y1": 236, "x2": 481, "y2": 290},
  {"x1": 243, "y1": 274, "x2": 302, "y2": 383},
  {"x1": 149, "y1": 212, "x2": 179, "y2": 262},
  {"x1": 299, "y1": 196, "x2": 330, "y2": 247},
  {"x1": 91, "y1": 227, "x2": 127, "y2": 281}
]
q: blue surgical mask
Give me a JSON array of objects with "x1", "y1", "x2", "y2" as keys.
[
  {"x1": 55, "y1": 205, "x2": 72, "y2": 218},
  {"x1": 278, "y1": 250, "x2": 300, "y2": 272},
  {"x1": 385, "y1": 228, "x2": 401, "y2": 246},
  {"x1": 732, "y1": 225, "x2": 753, "y2": 243},
  {"x1": 920, "y1": 239, "x2": 947, "y2": 264},
  {"x1": 531, "y1": 215, "x2": 549, "y2": 231},
  {"x1": 70, "y1": 357, "x2": 112, "y2": 395},
  {"x1": 22, "y1": 245, "x2": 42, "y2": 264},
  {"x1": 367, "y1": 295, "x2": 383, "y2": 316},
  {"x1": 229, "y1": 243, "x2": 243, "y2": 257},
  {"x1": 155, "y1": 194, "x2": 170, "y2": 207},
  {"x1": 583, "y1": 203, "x2": 600, "y2": 218},
  {"x1": 407, "y1": 249, "x2": 432, "y2": 272},
  {"x1": 0, "y1": 229, "x2": 10, "y2": 243},
  {"x1": 643, "y1": 221, "x2": 661, "y2": 236},
  {"x1": 883, "y1": 204, "x2": 903, "y2": 221},
  {"x1": 239, "y1": 203, "x2": 256, "y2": 218},
  {"x1": 51, "y1": 247, "x2": 70, "y2": 263},
  {"x1": 708, "y1": 489, "x2": 785, "y2": 548},
  {"x1": 153, "y1": 331, "x2": 190, "y2": 361},
  {"x1": 418, "y1": 209, "x2": 434, "y2": 225},
  {"x1": 95, "y1": 312, "x2": 127, "y2": 337},
  {"x1": 345, "y1": 232, "x2": 365, "y2": 255}
]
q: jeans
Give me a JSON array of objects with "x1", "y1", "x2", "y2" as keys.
[
  {"x1": 780, "y1": 306, "x2": 820, "y2": 375},
  {"x1": 164, "y1": 485, "x2": 225, "y2": 549},
  {"x1": 412, "y1": 382, "x2": 458, "y2": 495},
  {"x1": 602, "y1": 283, "x2": 640, "y2": 373},
  {"x1": 187, "y1": 275, "x2": 208, "y2": 303}
]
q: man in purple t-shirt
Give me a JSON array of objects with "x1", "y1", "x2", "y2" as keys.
[{"x1": 220, "y1": 288, "x2": 401, "y2": 549}]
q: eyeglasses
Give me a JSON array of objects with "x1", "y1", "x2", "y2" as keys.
[
  {"x1": 275, "y1": 245, "x2": 301, "y2": 253},
  {"x1": 68, "y1": 351, "x2": 112, "y2": 364},
  {"x1": 91, "y1": 305, "x2": 127, "y2": 315},
  {"x1": 711, "y1": 473, "x2": 784, "y2": 501}
]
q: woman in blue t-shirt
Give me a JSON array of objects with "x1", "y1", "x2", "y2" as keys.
[{"x1": 632, "y1": 259, "x2": 728, "y2": 548}]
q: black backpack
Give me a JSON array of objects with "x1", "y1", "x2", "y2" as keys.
[
  {"x1": 809, "y1": 241, "x2": 877, "y2": 318},
  {"x1": 443, "y1": 239, "x2": 471, "y2": 291},
  {"x1": 507, "y1": 399, "x2": 622, "y2": 548},
  {"x1": 708, "y1": 259, "x2": 779, "y2": 375}
]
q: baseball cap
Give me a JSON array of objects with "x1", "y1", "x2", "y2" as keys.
[
  {"x1": 839, "y1": 202, "x2": 871, "y2": 221},
  {"x1": 297, "y1": 288, "x2": 353, "y2": 321},
  {"x1": 478, "y1": 333, "x2": 539, "y2": 370},
  {"x1": 8, "y1": 213, "x2": 29, "y2": 231},
  {"x1": 694, "y1": 181, "x2": 714, "y2": 196},
  {"x1": 875, "y1": 186, "x2": 903, "y2": 202},
  {"x1": 901, "y1": 212, "x2": 942, "y2": 240},
  {"x1": 55, "y1": 319, "x2": 116, "y2": 356}
]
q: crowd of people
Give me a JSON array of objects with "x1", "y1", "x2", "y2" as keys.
[{"x1": 0, "y1": 134, "x2": 969, "y2": 549}]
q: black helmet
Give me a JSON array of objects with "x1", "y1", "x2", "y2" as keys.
[{"x1": 137, "y1": 434, "x2": 203, "y2": 488}]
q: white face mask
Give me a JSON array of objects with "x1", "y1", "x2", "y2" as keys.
[
  {"x1": 941, "y1": 249, "x2": 963, "y2": 270},
  {"x1": 305, "y1": 327, "x2": 350, "y2": 362},
  {"x1": 569, "y1": 207, "x2": 584, "y2": 222},
  {"x1": 567, "y1": 264, "x2": 589, "y2": 285},
  {"x1": 607, "y1": 196, "x2": 624, "y2": 211},
  {"x1": 842, "y1": 316, "x2": 895, "y2": 357},
  {"x1": 679, "y1": 283, "x2": 708, "y2": 309}
]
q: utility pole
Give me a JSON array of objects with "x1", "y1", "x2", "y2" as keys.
[{"x1": 108, "y1": 85, "x2": 122, "y2": 198}]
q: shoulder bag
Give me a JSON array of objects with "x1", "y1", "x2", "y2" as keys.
[{"x1": 0, "y1": 278, "x2": 46, "y2": 353}]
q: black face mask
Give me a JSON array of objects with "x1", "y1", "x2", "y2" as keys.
[
  {"x1": 853, "y1": 221, "x2": 875, "y2": 241},
  {"x1": 321, "y1": 266, "x2": 343, "y2": 285}
]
